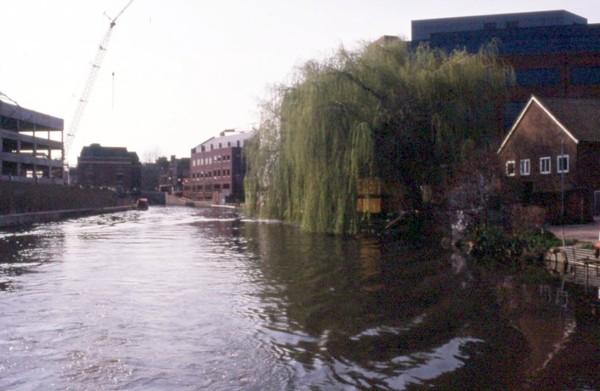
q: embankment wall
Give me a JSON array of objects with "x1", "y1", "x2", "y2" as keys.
[
  {"x1": 0, "y1": 182, "x2": 129, "y2": 215},
  {"x1": 0, "y1": 205, "x2": 134, "y2": 228}
]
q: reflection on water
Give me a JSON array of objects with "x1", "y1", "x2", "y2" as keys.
[{"x1": 0, "y1": 207, "x2": 597, "y2": 390}]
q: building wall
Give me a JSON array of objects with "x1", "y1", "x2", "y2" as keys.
[
  {"x1": 412, "y1": 11, "x2": 587, "y2": 41},
  {"x1": 530, "y1": 190, "x2": 592, "y2": 223},
  {"x1": 77, "y1": 160, "x2": 141, "y2": 191},
  {"x1": 499, "y1": 101, "x2": 578, "y2": 194},
  {"x1": 507, "y1": 52, "x2": 600, "y2": 102},
  {"x1": 498, "y1": 100, "x2": 600, "y2": 222},
  {"x1": 411, "y1": 14, "x2": 600, "y2": 126},
  {"x1": 575, "y1": 142, "x2": 600, "y2": 192},
  {"x1": 157, "y1": 156, "x2": 190, "y2": 193},
  {"x1": 187, "y1": 147, "x2": 241, "y2": 202},
  {"x1": 186, "y1": 131, "x2": 253, "y2": 203}
]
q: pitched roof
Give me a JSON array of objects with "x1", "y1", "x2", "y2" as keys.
[
  {"x1": 498, "y1": 95, "x2": 600, "y2": 153},
  {"x1": 80, "y1": 144, "x2": 139, "y2": 163},
  {"x1": 537, "y1": 97, "x2": 600, "y2": 142}
]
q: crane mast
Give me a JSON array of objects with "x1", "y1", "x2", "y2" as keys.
[{"x1": 65, "y1": 0, "x2": 135, "y2": 157}]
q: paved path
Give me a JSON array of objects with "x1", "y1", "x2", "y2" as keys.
[{"x1": 548, "y1": 219, "x2": 600, "y2": 243}]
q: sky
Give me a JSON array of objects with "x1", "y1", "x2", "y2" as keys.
[{"x1": 1, "y1": 0, "x2": 599, "y2": 164}]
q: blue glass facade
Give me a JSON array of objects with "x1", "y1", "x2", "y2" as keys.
[
  {"x1": 410, "y1": 11, "x2": 600, "y2": 128},
  {"x1": 416, "y1": 24, "x2": 600, "y2": 57},
  {"x1": 515, "y1": 68, "x2": 561, "y2": 87},
  {"x1": 571, "y1": 66, "x2": 600, "y2": 85}
]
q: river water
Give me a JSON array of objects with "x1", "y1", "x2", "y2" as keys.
[{"x1": 0, "y1": 207, "x2": 598, "y2": 390}]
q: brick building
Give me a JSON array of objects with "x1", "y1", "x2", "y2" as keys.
[
  {"x1": 77, "y1": 144, "x2": 141, "y2": 192},
  {"x1": 0, "y1": 100, "x2": 64, "y2": 183},
  {"x1": 411, "y1": 10, "x2": 600, "y2": 125},
  {"x1": 185, "y1": 130, "x2": 254, "y2": 204},
  {"x1": 158, "y1": 155, "x2": 190, "y2": 194},
  {"x1": 498, "y1": 95, "x2": 600, "y2": 222}
]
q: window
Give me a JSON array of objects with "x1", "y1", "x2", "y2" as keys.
[
  {"x1": 506, "y1": 160, "x2": 516, "y2": 177},
  {"x1": 557, "y1": 155, "x2": 569, "y2": 173},
  {"x1": 219, "y1": 143, "x2": 222, "y2": 149},
  {"x1": 540, "y1": 157, "x2": 551, "y2": 174},
  {"x1": 571, "y1": 66, "x2": 600, "y2": 86},
  {"x1": 227, "y1": 142, "x2": 231, "y2": 147},
  {"x1": 236, "y1": 140, "x2": 240, "y2": 147},
  {"x1": 515, "y1": 68, "x2": 560, "y2": 87},
  {"x1": 223, "y1": 183, "x2": 230, "y2": 189},
  {"x1": 520, "y1": 159, "x2": 530, "y2": 176}
]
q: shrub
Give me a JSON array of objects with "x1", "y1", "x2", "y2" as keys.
[
  {"x1": 471, "y1": 225, "x2": 520, "y2": 265},
  {"x1": 470, "y1": 225, "x2": 560, "y2": 266}
]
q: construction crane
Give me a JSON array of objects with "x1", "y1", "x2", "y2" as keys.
[
  {"x1": 65, "y1": 0, "x2": 136, "y2": 156},
  {"x1": 0, "y1": 91, "x2": 20, "y2": 106}
]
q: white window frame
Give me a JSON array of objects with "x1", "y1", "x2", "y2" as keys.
[
  {"x1": 539, "y1": 156, "x2": 551, "y2": 174},
  {"x1": 506, "y1": 160, "x2": 516, "y2": 177},
  {"x1": 557, "y1": 154, "x2": 570, "y2": 174},
  {"x1": 520, "y1": 159, "x2": 530, "y2": 176}
]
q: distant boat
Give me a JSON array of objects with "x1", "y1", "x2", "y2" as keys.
[{"x1": 136, "y1": 198, "x2": 149, "y2": 210}]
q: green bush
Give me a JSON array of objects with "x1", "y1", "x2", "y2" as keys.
[
  {"x1": 471, "y1": 225, "x2": 516, "y2": 264},
  {"x1": 470, "y1": 226, "x2": 560, "y2": 266},
  {"x1": 521, "y1": 230, "x2": 562, "y2": 263}
]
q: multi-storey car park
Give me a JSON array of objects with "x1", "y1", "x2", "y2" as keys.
[{"x1": 0, "y1": 100, "x2": 64, "y2": 183}]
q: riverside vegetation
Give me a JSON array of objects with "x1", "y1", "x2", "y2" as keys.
[{"x1": 244, "y1": 39, "x2": 513, "y2": 235}]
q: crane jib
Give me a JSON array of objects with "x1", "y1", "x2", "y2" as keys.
[{"x1": 65, "y1": 0, "x2": 136, "y2": 158}]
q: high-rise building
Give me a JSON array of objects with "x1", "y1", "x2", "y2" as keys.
[{"x1": 411, "y1": 10, "x2": 600, "y2": 124}]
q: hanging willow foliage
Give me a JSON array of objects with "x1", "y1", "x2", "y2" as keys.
[{"x1": 245, "y1": 39, "x2": 513, "y2": 234}]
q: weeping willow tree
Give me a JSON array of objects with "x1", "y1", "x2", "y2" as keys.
[{"x1": 245, "y1": 39, "x2": 513, "y2": 234}]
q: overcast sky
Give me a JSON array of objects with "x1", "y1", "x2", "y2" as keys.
[{"x1": 1, "y1": 0, "x2": 599, "y2": 163}]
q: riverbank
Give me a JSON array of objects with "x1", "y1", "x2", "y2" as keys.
[
  {"x1": 165, "y1": 194, "x2": 240, "y2": 210},
  {"x1": 0, "y1": 205, "x2": 135, "y2": 229}
]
